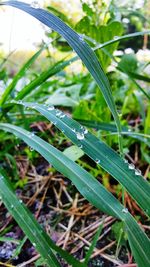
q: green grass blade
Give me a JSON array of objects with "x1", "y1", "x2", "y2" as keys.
[
  {"x1": 77, "y1": 120, "x2": 150, "y2": 147},
  {"x1": 0, "y1": 46, "x2": 44, "y2": 106},
  {"x1": 0, "y1": 123, "x2": 125, "y2": 220},
  {"x1": 84, "y1": 223, "x2": 103, "y2": 264},
  {"x1": 93, "y1": 30, "x2": 150, "y2": 50},
  {"x1": 15, "y1": 58, "x2": 76, "y2": 100},
  {"x1": 0, "y1": 170, "x2": 61, "y2": 267},
  {"x1": 16, "y1": 102, "x2": 150, "y2": 217},
  {"x1": 0, "y1": 169, "x2": 83, "y2": 267},
  {"x1": 0, "y1": 1, "x2": 121, "y2": 141},
  {"x1": 0, "y1": 123, "x2": 149, "y2": 267},
  {"x1": 125, "y1": 214, "x2": 150, "y2": 267}
]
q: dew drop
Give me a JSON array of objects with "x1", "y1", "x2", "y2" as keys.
[
  {"x1": 122, "y1": 208, "x2": 128, "y2": 213},
  {"x1": 78, "y1": 144, "x2": 83, "y2": 149},
  {"x1": 114, "y1": 36, "x2": 119, "y2": 40},
  {"x1": 81, "y1": 126, "x2": 88, "y2": 134},
  {"x1": 47, "y1": 106, "x2": 54, "y2": 111},
  {"x1": 19, "y1": 200, "x2": 23, "y2": 204},
  {"x1": 18, "y1": 100, "x2": 23, "y2": 104},
  {"x1": 53, "y1": 122, "x2": 57, "y2": 126},
  {"x1": 72, "y1": 128, "x2": 76, "y2": 133},
  {"x1": 31, "y1": 1, "x2": 39, "y2": 8},
  {"x1": 128, "y1": 163, "x2": 135, "y2": 170},
  {"x1": 30, "y1": 147, "x2": 34, "y2": 152},
  {"x1": 11, "y1": 204, "x2": 14, "y2": 209},
  {"x1": 31, "y1": 133, "x2": 35, "y2": 137},
  {"x1": 124, "y1": 159, "x2": 128, "y2": 164},
  {"x1": 56, "y1": 111, "x2": 62, "y2": 117},
  {"x1": 135, "y1": 169, "x2": 141, "y2": 176},
  {"x1": 60, "y1": 114, "x2": 65, "y2": 119},
  {"x1": 96, "y1": 159, "x2": 100, "y2": 164},
  {"x1": 76, "y1": 132, "x2": 85, "y2": 140},
  {"x1": 33, "y1": 242, "x2": 36, "y2": 247}
]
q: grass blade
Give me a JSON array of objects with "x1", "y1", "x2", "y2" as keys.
[
  {"x1": 14, "y1": 102, "x2": 150, "y2": 217},
  {"x1": 0, "y1": 169, "x2": 84, "y2": 267},
  {"x1": 84, "y1": 223, "x2": 103, "y2": 264},
  {"x1": 0, "y1": 46, "x2": 44, "y2": 106},
  {"x1": 0, "y1": 1, "x2": 122, "y2": 144},
  {"x1": 77, "y1": 120, "x2": 150, "y2": 147},
  {"x1": 93, "y1": 30, "x2": 150, "y2": 50},
  {"x1": 0, "y1": 170, "x2": 61, "y2": 267},
  {"x1": 0, "y1": 123, "x2": 149, "y2": 267}
]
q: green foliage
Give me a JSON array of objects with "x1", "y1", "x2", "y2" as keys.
[{"x1": 0, "y1": 1, "x2": 150, "y2": 267}]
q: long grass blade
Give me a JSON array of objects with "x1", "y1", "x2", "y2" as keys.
[
  {"x1": 0, "y1": 169, "x2": 84, "y2": 267},
  {"x1": 14, "y1": 102, "x2": 150, "y2": 217},
  {"x1": 0, "y1": 46, "x2": 44, "y2": 106},
  {"x1": 0, "y1": 123, "x2": 149, "y2": 267},
  {"x1": 0, "y1": 170, "x2": 60, "y2": 267}
]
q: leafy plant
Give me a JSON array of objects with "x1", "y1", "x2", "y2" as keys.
[{"x1": 0, "y1": 1, "x2": 150, "y2": 267}]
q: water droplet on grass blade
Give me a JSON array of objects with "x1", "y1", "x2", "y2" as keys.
[
  {"x1": 135, "y1": 169, "x2": 141, "y2": 176},
  {"x1": 76, "y1": 132, "x2": 85, "y2": 140},
  {"x1": 96, "y1": 159, "x2": 101, "y2": 164},
  {"x1": 31, "y1": 1, "x2": 40, "y2": 8},
  {"x1": 47, "y1": 106, "x2": 54, "y2": 111},
  {"x1": 60, "y1": 114, "x2": 65, "y2": 119},
  {"x1": 122, "y1": 208, "x2": 128, "y2": 213},
  {"x1": 30, "y1": 147, "x2": 34, "y2": 152},
  {"x1": 128, "y1": 163, "x2": 135, "y2": 170},
  {"x1": 56, "y1": 111, "x2": 62, "y2": 117}
]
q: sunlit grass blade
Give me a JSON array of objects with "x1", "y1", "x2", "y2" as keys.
[
  {"x1": 0, "y1": 1, "x2": 122, "y2": 145},
  {"x1": 92, "y1": 30, "x2": 150, "y2": 50},
  {"x1": 0, "y1": 46, "x2": 44, "y2": 106},
  {"x1": 0, "y1": 169, "x2": 84, "y2": 267},
  {"x1": 0, "y1": 123, "x2": 149, "y2": 267},
  {"x1": 15, "y1": 102, "x2": 150, "y2": 217}
]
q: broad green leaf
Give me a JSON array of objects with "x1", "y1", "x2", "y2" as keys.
[
  {"x1": 0, "y1": 169, "x2": 83, "y2": 267},
  {"x1": 15, "y1": 102, "x2": 150, "y2": 217},
  {"x1": 0, "y1": 46, "x2": 44, "y2": 106},
  {"x1": 0, "y1": 123, "x2": 149, "y2": 267},
  {"x1": 0, "y1": 1, "x2": 122, "y2": 143}
]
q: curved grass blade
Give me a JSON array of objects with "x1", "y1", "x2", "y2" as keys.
[
  {"x1": 0, "y1": 169, "x2": 84, "y2": 267},
  {"x1": 77, "y1": 120, "x2": 150, "y2": 147},
  {"x1": 0, "y1": 1, "x2": 122, "y2": 144},
  {"x1": 0, "y1": 46, "x2": 45, "y2": 106},
  {"x1": 15, "y1": 102, "x2": 150, "y2": 217},
  {"x1": 15, "y1": 58, "x2": 76, "y2": 100},
  {"x1": 0, "y1": 123, "x2": 125, "y2": 220},
  {"x1": 0, "y1": 170, "x2": 60, "y2": 267},
  {"x1": 0, "y1": 123, "x2": 149, "y2": 267},
  {"x1": 93, "y1": 30, "x2": 150, "y2": 50}
]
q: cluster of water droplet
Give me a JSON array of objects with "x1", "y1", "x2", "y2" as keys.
[
  {"x1": 124, "y1": 159, "x2": 142, "y2": 176},
  {"x1": 73, "y1": 125, "x2": 88, "y2": 142}
]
